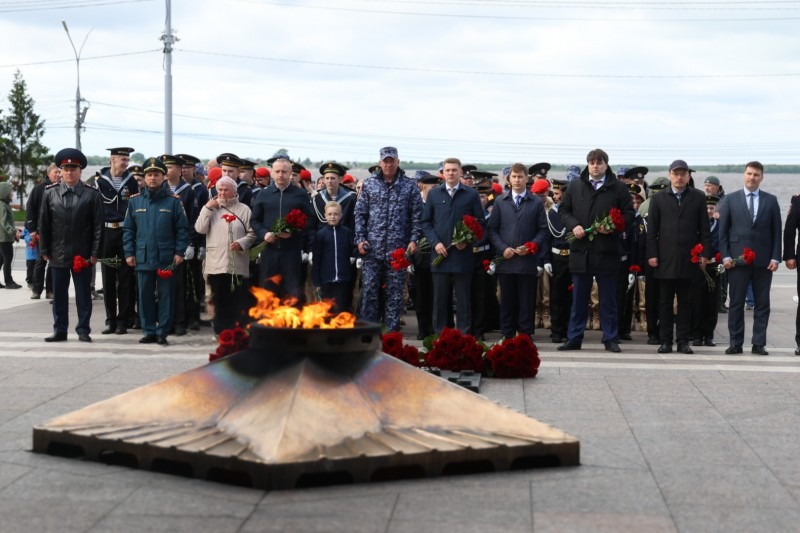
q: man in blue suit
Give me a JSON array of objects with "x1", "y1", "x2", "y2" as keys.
[
  {"x1": 718, "y1": 161, "x2": 782, "y2": 355},
  {"x1": 421, "y1": 158, "x2": 485, "y2": 334}
]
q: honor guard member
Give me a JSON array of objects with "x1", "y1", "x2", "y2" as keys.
[
  {"x1": 691, "y1": 194, "x2": 721, "y2": 346},
  {"x1": 239, "y1": 159, "x2": 257, "y2": 189},
  {"x1": 528, "y1": 162, "x2": 551, "y2": 188},
  {"x1": 160, "y1": 154, "x2": 198, "y2": 336},
  {"x1": 253, "y1": 167, "x2": 270, "y2": 199},
  {"x1": 628, "y1": 183, "x2": 647, "y2": 333},
  {"x1": 530, "y1": 178, "x2": 554, "y2": 330},
  {"x1": 95, "y1": 147, "x2": 138, "y2": 335},
  {"x1": 616, "y1": 182, "x2": 642, "y2": 340},
  {"x1": 639, "y1": 176, "x2": 669, "y2": 344},
  {"x1": 313, "y1": 162, "x2": 357, "y2": 232},
  {"x1": 177, "y1": 153, "x2": 208, "y2": 330},
  {"x1": 367, "y1": 165, "x2": 380, "y2": 176},
  {"x1": 40, "y1": 148, "x2": 104, "y2": 342},
  {"x1": 629, "y1": 166, "x2": 650, "y2": 198},
  {"x1": 412, "y1": 171, "x2": 440, "y2": 339},
  {"x1": 218, "y1": 153, "x2": 253, "y2": 207},
  {"x1": 123, "y1": 157, "x2": 190, "y2": 345},
  {"x1": 468, "y1": 170, "x2": 500, "y2": 338},
  {"x1": 546, "y1": 178, "x2": 572, "y2": 343}
]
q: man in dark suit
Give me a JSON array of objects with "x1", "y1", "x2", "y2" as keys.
[
  {"x1": 783, "y1": 193, "x2": 800, "y2": 355},
  {"x1": 646, "y1": 160, "x2": 710, "y2": 354},
  {"x1": 421, "y1": 157, "x2": 485, "y2": 334},
  {"x1": 557, "y1": 148, "x2": 636, "y2": 353},
  {"x1": 719, "y1": 161, "x2": 782, "y2": 355}
]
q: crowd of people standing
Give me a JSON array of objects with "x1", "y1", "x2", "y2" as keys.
[{"x1": 15, "y1": 145, "x2": 800, "y2": 356}]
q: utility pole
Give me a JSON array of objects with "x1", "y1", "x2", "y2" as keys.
[
  {"x1": 61, "y1": 21, "x2": 91, "y2": 150},
  {"x1": 161, "y1": 0, "x2": 176, "y2": 153}
]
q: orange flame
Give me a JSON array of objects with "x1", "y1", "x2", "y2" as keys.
[{"x1": 249, "y1": 287, "x2": 356, "y2": 329}]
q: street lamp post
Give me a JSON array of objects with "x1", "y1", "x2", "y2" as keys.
[{"x1": 61, "y1": 21, "x2": 91, "y2": 151}]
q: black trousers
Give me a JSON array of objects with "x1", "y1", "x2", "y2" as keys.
[
  {"x1": 321, "y1": 281, "x2": 354, "y2": 314},
  {"x1": 101, "y1": 227, "x2": 134, "y2": 326},
  {"x1": 549, "y1": 254, "x2": 571, "y2": 340},
  {"x1": 414, "y1": 267, "x2": 434, "y2": 337},
  {"x1": 185, "y1": 257, "x2": 204, "y2": 325},
  {"x1": 658, "y1": 278, "x2": 692, "y2": 344},
  {"x1": 51, "y1": 266, "x2": 93, "y2": 335},
  {"x1": 0, "y1": 241, "x2": 13, "y2": 283},
  {"x1": 691, "y1": 266, "x2": 720, "y2": 340},
  {"x1": 173, "y1": 261, "x2": 189, "y2": 327},
  {"x1": 471, "y1": 253, "x2": 498, "y2": 335},
  {"x1": 497, "y1": 272, "x2": 537, "y2": 338},
  {"x1": 208, "y1": 274, "x2": 255, "y2": 334},
  {"x1": 259, "y1": 248, "x2": 303, "y2": 302},
  {"x1": 645, "y1": 264, "x2": 660, "y2": 338},
  {"x1": 32, "y1": 255, "x2": 51, "y2": 294},
  {"x1": 616, "y1": 259, "x2": 634, "y2": 336},
  {"x1": 432, "y1": 272, "x2": 472, "y2": 334}
]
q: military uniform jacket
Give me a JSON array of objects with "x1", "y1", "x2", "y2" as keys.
[
  {"x1": 559, "y1": 168, "x2": 635, "y2": 274},
  {"x1": 95, "y1": 167, "x2": 138, "y2": 223},
  {"x1": 646, "y1": 187, "x2": 710, "y2": 279},
  {"x1": 421, "y1": 183, "x2": 485, "y2": 274},
  {"x1": 122, "y1": 186, "x2": 190, "y2": 271},
  {"x1": 237, "y1": 180, "x2": 253, "y2": 208},
  {"x1": 311, "y1": 187, "x2": 357, "y2": 233},
  {"x1": 39, "y1": 181, "x2": 103, "y2": 268},
  {"x1": 487, "y1": 190, "x2": 548, "y2": 275},
  {"x1": 354, "y1": 169, "x2": 423, "y2": 262}
]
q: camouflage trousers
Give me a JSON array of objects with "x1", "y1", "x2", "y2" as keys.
[{"x1": 360, "y1": 258, "x2": 406, "y2": 332}]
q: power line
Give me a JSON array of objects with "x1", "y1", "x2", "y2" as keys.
[
  {"x1": 179, "y1": 49, "x2": 800, "y2": 79},
  {"x1": 0, "y1": 0, "x2": 154, "y2": 13},
  {"x1": 0, "y1": 49, "x2": 160, "y2": 69}
]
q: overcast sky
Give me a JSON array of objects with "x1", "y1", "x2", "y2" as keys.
[{"x1": 2, "y1": 0, "x2": 800, "y2": 166}]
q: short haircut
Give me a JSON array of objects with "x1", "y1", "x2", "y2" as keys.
[
  {"x1": 586, "y1": 148, "x2": 609, "y2": 164},
  {"x1": 216, "y1": 176, "x2": 237, "y2": 191},
  {"x1": 272, "y1": 158, "x2": 292, "y2": 171},
  {"x1": 745, "y1": 161, "x2": 764, "y2": 173},
  {"x1": 442, "y1": 157, "x2": 462, "y2": 167},
  {"x1": 324, "y1": 200, "x2": 342, "y2": 213},
  {"x1": 509, "y1": 163, "x2": 527, "y2": 176}
]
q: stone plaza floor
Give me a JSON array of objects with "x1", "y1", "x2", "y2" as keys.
[{"x1": 2, "y1": 246, "x2": 800, "y2": 532}]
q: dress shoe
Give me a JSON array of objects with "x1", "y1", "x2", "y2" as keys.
[
  {"x1": 0, "y1": 281, "x2": 4, "y2": 288},
  {"x1": 101, "y1": 325, "x2": 117, "y2": 335},
  {"x1": 704, "y1": 339, "x2": 716, "y2": 347},
  {"x1": 91, "y1": 290, "x2": 103, "y2": 300},
  {"x1": 604, "y1": 341, "x2": 621, "y2": 353},
  {"x1": 30, "y1": 292, "x2": 41, "y2": 300},
  {"x1": 188, "y1": 321, "x2": 200, "y2": 331},
  {"x1": 725, "y1": 345, "x2": 743, "y2": 354},
  {"x1": 647, "y1": 336, "x2": 661, "y2": 345},
  {"x1": 557, "y1": 340, "x2": 582, "y2": 351},
  {"x1": 5, "y1": 281, "x2": 22, "y2": 289},
  {"x1": 78, "y1": 333, "x2": 92, "y2": 343},
  {"x1": 718, "y1": 306, "x2": 728, "y2": 314},
  {"x1": 45, "y1": 291, "x2": 53, "y2": 299},
  {"x1": 551, "y1": 336, "x2": 567, "y2": 344},
  {"x1": 115, "y1": 326, "x2": 127, "y2": 335},
  {"x1": 751, "y1": 345, "x2": 769, "y2": 356},
  {"x1": 44, "y1": 332, "x2": 67, "y2": 342},
  {"x1": 795, "y1": 347, "x2": 800, "y2": 356},
  {"x1": 174, "y1": 326, "x2": 187, "y2": 336},
  {"x1": 677, "y1": 343, "x2": 694, "y2": 354},
  {"x1": 132, "y1": 320, "x2": 141, "y2": 330},
  {"x1": 619, "y1": 333, "x2": 632, "y2": 341},
  {"x1": 157, "y1": 336, "x2": 169, "y2": 345},
  {"x1": 692, "y1": 338, "x2": 704, "y2": 347},
  {"x1": 657, "y1": 343, "x2": 672, "y2": 354},
  {"x1": 139, "y1": 334, "x2": 158, "y2": 344}
]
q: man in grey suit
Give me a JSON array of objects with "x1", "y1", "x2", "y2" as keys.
[{"x1": 718, "y1": 161, "x2": 782, "y2": 355}]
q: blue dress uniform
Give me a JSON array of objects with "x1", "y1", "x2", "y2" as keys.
[
  {"x1": 545, "y1": 199, "x2": 572, "y2": 343},
  {"x1": 354, "y1": 161, "x2": 423, "y2": 333},
  {"x1": 123, "y1": 158, "x2": 190, "y2": 342},
  {"x1": 691, "y1": 195, "x2": 722, "y2": 345},
  {"x1": 94, "y1": 147, "x2": 139, "y2": 334},
  {"x1": 178, "y1": 153, "x2": 209, "y2": 329}
]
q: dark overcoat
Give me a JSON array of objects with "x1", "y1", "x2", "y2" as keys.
[
  {"x1": 487, "y1": 190, "x2": 549, "y2": 275},
  {"x1": 421, "y1": 183, "x2": 485, "y2": 274}
]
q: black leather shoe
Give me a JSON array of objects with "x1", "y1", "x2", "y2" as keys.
[
  {"x1": 551, "y1": 336, "x2": 567, "y2": 343},
  {"x1": 677, "y1": 343, "x2": 693, "y2": 354},
  {"x1": 657, "y1": 343, "x2": 672, "y2": 353},
  {"x1": 725, "y1": 345, "x2": 743, "y2": 354},
  {"x1": 5, "y1": 281, "x2": 22, "y2": 289},
  {"x1": 619, "y1": 333, "x2": 632, "y2": 341},
  {"x1": 115, "y1": 326, "x2": 127, "y2": 335},
  {"x1": 139, "y1": 334, "x2": 158, "y2": 344},
  {"x1": 604, "y1": 341, "x2": 621, "y2": 353},
  {"x1": 44, "y1": 332, "x2": 67, "y2": 342},
  {"x1": 795, "y1": 347, "x2": 800, "y2": 356},
  {"x1": 704, "y1": 339, "x2": 716, "y2": 347},
  {"x1": 692, "y1": 338, "x2": 704, "y2": 347},
  {"x1": 647, "y1": 336, "x2": 661, "y2": 345},
  {"x1": 157, "y1": 336, "x2": 169, "y2": 345},
  {"x1": 78, "y1": 333, "x2": 92, "y2": 343},
  {"x1": 557, "y1": 340, "x2": 582, "y2": 351},
  {"x1": 101, "y1": 325, "x2": 116, "y2": 335},
  {"x1": 752, "y1": 345, "x2": 769, "y2": 356},
  {"x1": 175, "y1": 326, "x2": 187, "y2": 336}
]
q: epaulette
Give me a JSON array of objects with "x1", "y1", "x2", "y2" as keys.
[
  {"x1": 129, "y1": 193, "x2": 141, "y2": 199},
  {"x1": 45, "y1": 183, "x2": 59, "y2": 190}
]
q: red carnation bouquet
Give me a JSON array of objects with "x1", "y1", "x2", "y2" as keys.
[
  {"x1": 691, "y1": 243, "x2": 715, "y2": 290},
  {"x1": 72, "y1": 255, "x2": 121, "y2": 273},
  {"x1": 717, "y1": 247, "x2": 756, "y2": 273},
  {"x1": 424, "y1": 327, "x2": 485, "y2": 371},
  {"x1": 209, "y1": 325, "x2": 249, "y2": 362},
  {"x1": 249, "y1": 208, "x2": 308, "y2": 260},
  {"x1": 432, "y1": 215, "x2": 484, "y2": 266},
  {"x1": 389, "y1": 248, "x2": 411, "y2": 271},
  {"x1": 484, "y1": 241, "x2": 538, "y2": 274},
  {"x1": 381, "y1": 331, "x2": 422, "y2": 366},
  {"x1": 485, "y1": 334, "x2": 541, "y2": 378},
  {"x1": 629, "y1": 264, "x2": 642, "y2": 275},
  {"x1": 567, "y1": 208, "x2": 625, "y2": 243},
  {"x1": 28, "y1": 233, "x2": 39, "y2": 249},
  {"x1": 157, "y1": 262, "x2": 176, "y2": 279},
  {"x1": 222, "y1": 213, "x2": 241, "y2": 290}
]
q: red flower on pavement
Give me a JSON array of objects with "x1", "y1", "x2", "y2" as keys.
[
  {"x1": 485, "y1": 334, "x2": 541, "y2": 378},
  {"x1": 209, "y1": 326, "x2": 250, "y2": 362}
]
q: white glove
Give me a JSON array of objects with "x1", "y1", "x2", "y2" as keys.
[
  {"x1": 307, "y1": 252, "x2": 313, "y2": 266},
  {"x1": 544, "y1": 263, "x2": 553, "y2": 276},
  {"x1": 407, "y1": 264, "x2": 414, "y2": 274},
  {"x1": 637, "y1": 275, "x2": 645, "y2": 282},
  {"x1": 301, "y1": 252, "x2": 310, "y2": 264},
  {"x1": 488, "y1": 262, "x2": 496, "y2": 276},
  {"x1": 197, "y1": 247, "x2": 206, "y2": 260},
  {"x1": 627, "y1": 273, "x2": 635, "y2": 291},
  {"x1": 350, "y1": 257, "x2": 356, "y2": 265},
  {"x1": 537, "y1": 266, "x2": 543, "y2": 277},
  {"x1": 356, "y1": 258, "x2": 363, "y2": 269},
  {"x1": 185, "y1": 245, "x2": 195, "y2": 260}
]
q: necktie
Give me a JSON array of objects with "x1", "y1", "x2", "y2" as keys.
[
  {"x1": 592, "y1": 181, "x2": 601, "y2": 190},
  {"x1": 448, "y1": 187, "x2": 455, "y2": 197},
  {"x1": 514, "y1": 195, "x2": 521, "y2": 208},
  {"x1": 748, "y1": 193, "x2": 755, "y2": 221},
  {"x1": 675, "y1": 193, "x2": 681, "y2": 206}
]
